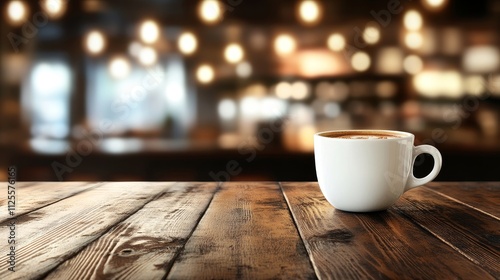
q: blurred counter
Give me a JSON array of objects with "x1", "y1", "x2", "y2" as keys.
[{"x1": 3, "y1": 131, "x2": 500, "y2": 182}]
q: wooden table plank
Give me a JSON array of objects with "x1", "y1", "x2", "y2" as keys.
[
  {"x1": 167, "y1": 182, "x2": 316, "y2": 279},
  {"x1": 0, "y1": 182, "x2": 175, "y2": 280},
  {"x1": 424, "y1": 182, "x2": 500, "y2": 218},
  {"x1": 0, "y1": 182, "x2": 100, "y2": 222},
  {"x1": 281, "y1": 182, "x2": 496, "y2": 280},
  {"x1": 394, "y1": 186, "x2": 500, "y2": 278},
  {"x1": 45, "y1": 182, "x2": 218, "y2": 280}
]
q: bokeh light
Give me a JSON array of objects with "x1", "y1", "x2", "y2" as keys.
[
  {"x1": 403, "y1": 55, "x2": 424, "y2": 74},
  {"x1": 351, "y1": 52, "x2": 371, "y2": 72},
  {"x1": 224, "y1": 43, "x2": 244, "y2": 64},
  {"x1": 423, "y1": 0, "x2": 447, "y2": 10},
  {"x1": 327, "y1": 33, "x2": 345, "y2": 51},
  {"x1": 196, "y1": 64, "x2": 215, "y2": 84},
  {"x1": 139, "y1": 20, "x2": 160, "y2": 44},
  {"x1": 138, "y1": 47, "x2": 157, "y2": 66},
  {"x1": 178, "y1": 32, "x2": 198, "y2": 55},
  {"x1": 405, "y1": 32, "x2": 424, "y2": 49},
  {"x1": 298, "y1": 1, "x2": 322, "y2": 25},
  {"x1": 291, "y1": 81, "x2": 310, "y2": 100},
  {"x1": 6, "y1": 1, "x2": 28, "y2": 25},
  {"x1": 274, "y1": 34, "x2": 297, "y2": 56},
  {"x1": 128, "y1": 41, "x2": 142, "y2": 57},
  {"x1": 404, "y1": 10, "x2": 423, "y2": 31},
  {"x1": 109, "y1": 57, "x2": 131, "y2": 79},
  {"x1": 85, "y1": 31, "x2": 106, "y2": 55},
  {"x1": 275, "y1": 82, "x2": 292, "y2": 99},
  {"x1": 199, "y1": 0, "x2": 223, "y2": 24},
  {"x1": 85, "y1": 30, "x2": 106, "y2": 55},
  {"x1": 363, "y1": 23, "x2": 381, "y2": 45},
  {"x1": 41, "y1": 0, "x2": 67, "y2": 19},
  {"x1": 236, "y1": 61, "x2": 252, "y2": 78},
  {"x1": 218, "y1": 99, "x2": 237, "y2": 120}
]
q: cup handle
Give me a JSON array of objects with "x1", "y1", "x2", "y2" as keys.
[{"x1": 404, "y1": 145, "x2": 442, "y2": 192}]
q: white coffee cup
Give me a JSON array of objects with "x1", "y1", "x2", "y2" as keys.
[{"x1": 314, "y1": 130, "x2": 442, "y2": 212}]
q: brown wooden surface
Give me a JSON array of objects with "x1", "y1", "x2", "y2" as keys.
[
  {"x1": 167, "y1": 182, "x2": 315, "y2": 279},
  {"x1": 46, "y1": 182, "x2": 218, "y2": 280},
  {"x1": 0, "y1": 181, "x2": 498, "y2": 280}
]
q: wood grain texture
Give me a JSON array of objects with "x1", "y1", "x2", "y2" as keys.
[
  {"x1": 394, "y1": 186, "x2": 500, "y2": 278},
  {"x1": 0, "y1": 182, "x2": 99, "y2": 222},
  {"x1": 45, "y1": 182, "x2": 218, "y2": 280},
  {"x1": 281, "y1": 182, "x2": 496, "y2": 280},
  {"x1": 0, "y1": 182, "x2": 174, "y2": 280},
  {"x1": 424, "y1": 182, "x2": 500, "y2": 218},
  {"x1": 167, "y1": 182, "x2": 315, "y2": 279}
]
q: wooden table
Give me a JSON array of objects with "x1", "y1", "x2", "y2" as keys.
[{"x1": 0, "y1": 182, "x2": 499, "y2": 279}]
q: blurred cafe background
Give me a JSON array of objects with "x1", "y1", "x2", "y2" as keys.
[{"x1": 1, "y1": 0, "x2": 500, "y2": 181}]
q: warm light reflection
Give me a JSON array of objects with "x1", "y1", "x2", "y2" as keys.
[
  {"x1": 298, "y1": 1, "x2": 322, "y2": 25},
  {"x1": 224, "y1": 43, "x2": 244, "y2": 64},
  {"x1": 178, "y1": 32, "x2": 198, "y2": 55},
  {"x1": 7, "y1": 1, "x2": 28, "y2": 25},
  {"x1": 413, "y1": 70, "x2": 463, "y2": 98},
  {"x1": 405, "y1": 32, "x2": 423, "y2": 49},
  {"x1": 351, "y1": 52, "x2": 371, "y2": 72},
  {"x1": 463, "y1": 46, "x2": 500, "y2": 73},
  {"x1": 218, "y1": 99, "x2": 237, "y2": 120},
  {"x1": 139, "y1": 20, "x2": 160, "y2": 44},
  {"x1": 85, "y1": 31, "x2": 105, "y2": 55},
  {"x1": 138, "y1": 47, "x2": 157, "y2": 66},
  {"x1": 423, "y1": 0, "x2": 447, "y2": 10},
  {"x1": 403, "y1": 55, "x2": 423, "y2": 74},
  {"x1": 404, "y1": 10, "x2": 423, "y2": 31},
  {"x1": 275, "y1": 82, "x2": 292, "y2": 99},
  {"x1": 489, "y1": 75, "x2": 500, "y2": 96},
  {"x1": 41, "y1": 0, "x2": 67, "y2": 19},
  {"x1": 199, "y1": 0, "x2": 222, "y2": 24},
  {"x1": 327, "y1": 33, "x2": 345, "y2": 51},
  {"x1": 108, "y1": 57, "x2": 131, "y2": 79},
  {"x1": 377, "y1": 47, "x2": 403, "y2": 74},
  {"x1": 464, "y1": 76, "x2": 486, "y2": 96},
  {"x1": 236, "y1": 61, "x2": 252, "y2": 78},
  {"x1": 274, "y1": 34, "x2": 296, "y2": 56},
  {"x1": 297, "y1": 50, "x2": 343, "y2": 78},
  {"x1": 363, "y1": 24, "x2": 380, "y2": 45},
  {"x1": 291, "y1": 81, "x2": 309, "y2": 100},
  {"x1": 196, "y1": 64, "x2": 215, "y2": 84}
]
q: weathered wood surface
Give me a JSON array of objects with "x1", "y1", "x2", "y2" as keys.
[
  {"x1": 0, "y1": 182, "x2": 99, "y2": 222},
  {"x1": 280, "y1": 182, "x2": 498, "y2": 280},
  {"x1": 167, "y1": 182, "x2": 316, "y2": 279},
  {"x1": 0, "y1": 181, "x2": 498, "y2": 279},
  {"x1": 0, "y1": 182, "x2": 175, "y2": 280},
  {"x1": 424, "y1": 182, "x2": 500, "y2": 218},
  {"x1": 46, "y1": 182, "x2": 218, "y2": 280},
  {"x1": 394, "y1": 185, "x2": 500, "y2": 278}
]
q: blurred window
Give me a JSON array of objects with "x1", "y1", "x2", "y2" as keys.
[
  {"x1": 86, "y1": 56, "x2": 191, "y2": 136},
  {"x1": 24, "y1": 57, "x2": 72, "y2": 139}
]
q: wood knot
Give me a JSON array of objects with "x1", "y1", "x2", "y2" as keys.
[{"x1": 119, "y1": 248, "x2": 134, "y2": 256}]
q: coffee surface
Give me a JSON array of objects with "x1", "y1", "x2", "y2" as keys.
[{"x1": 323, "y1": 131, "x2": 403, "y2": 139}]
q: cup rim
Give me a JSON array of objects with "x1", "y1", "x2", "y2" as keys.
[{"x1": 314, "y1": 129, "x2": 414, "y2": 140}]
